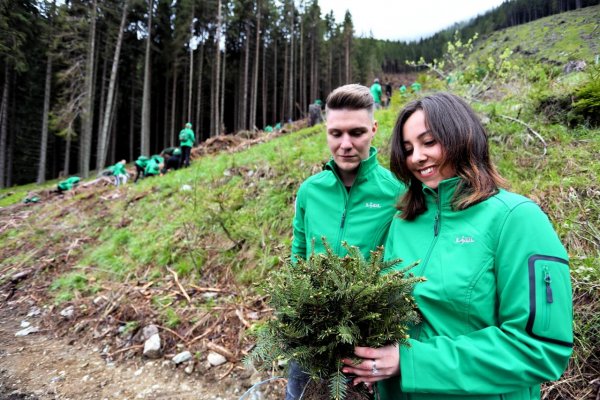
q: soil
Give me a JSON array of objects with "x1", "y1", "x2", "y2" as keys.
[{"x1": 0, "y1": 303, "x2": 287, "y2": 400}]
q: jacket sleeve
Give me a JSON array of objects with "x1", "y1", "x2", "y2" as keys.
[
  {"x1": 400, "y1": 201, "x2": 573, "y2": 395},
  {"x1": 291, "y1": 184, "x2": 307, "y2": 263}
]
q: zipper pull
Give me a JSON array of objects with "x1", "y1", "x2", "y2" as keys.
[
  {"x1": 434, "y1": 215, "x2": 440, "y2": 236},
  {"x1": 340, "y1": 211, "x2": 346, "y2": 228},
  {"x1": 544, "y1": 268, "x2": 553, "y2": 303}
]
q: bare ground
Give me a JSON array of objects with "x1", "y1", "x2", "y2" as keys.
[{"x1": 0, "y1": 302, "x2": 287, "y2": 400}]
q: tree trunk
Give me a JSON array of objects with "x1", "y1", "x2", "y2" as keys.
[
  {"x1": 288, "y1": 5, "x2": 294, "y2": 121},
  {"x1": 241, "y1": 22, "x2": 250, "y2": 130},
  {"x1": 63, "y1": 133, "x2": 71, "y2": 177},
  {"x1": 140, "y1": 0, "x2": 153, "y2": 156},
  {"x1": 262, "y1": 35, "x2": 267, "y2": 128},
  {"x1": 129, "y1": 85, "x2": 134, "y2": 162},
  {"x1": 37, "y1": 55, "x2": 53, "y2": 184},
  {"x1": 211, "y1": 0, "x2": 222, "y2": 137},
  {"x1": 300, "y1": 12, "x2": 305, "y2": 116},
  {"x1": 195, "y1": 41, "x2": 204, "y2": 139},
  {"x1": 188, "y1": 6, "x2": 194, "y2": 123},
  {"x1": 250, "y1": 0, "x2": 261, "y2": 131},
  {"x1": 220, "y1": 47, "x2": 226, "y2": 135},
  {"x1": 0, "y1": 67, "x2": 9, "y2": 188},
  {"x1": 170, "y1": 65, "x2": 178, "y2": 146},
  {"x1": 97, "y1": 0, "x2": 128, "y2": 171},
  {"x1": 273, "y1": 39, "x2": 277, "y2": 124},
  {"x1": 79, "y1": 0, "x2": 98, "y2": 178}
]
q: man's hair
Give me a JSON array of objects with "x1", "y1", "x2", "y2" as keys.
[
  {"x1": 325, "y1": 84, "x2": 375, "y2": 120},
  {"x1": 390, "y1": 92, "x2": 506, "y2": 220}
]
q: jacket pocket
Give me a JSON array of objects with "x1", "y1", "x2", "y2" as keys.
[{"x1": 526, "y1": 255, "x2": 573, "y2": 347}]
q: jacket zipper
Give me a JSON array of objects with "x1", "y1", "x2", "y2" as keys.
[{"x1": 543, "y1": 265, "x2": 553, "y2": 330}]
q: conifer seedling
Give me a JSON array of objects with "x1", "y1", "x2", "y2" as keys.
[{"x1": 247, "y1": 238, "x2": 424, "y2": 400}]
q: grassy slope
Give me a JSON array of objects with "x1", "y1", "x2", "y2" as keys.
[{"x1": 1, "y1": 6, "x2": 599, "y2": 399}]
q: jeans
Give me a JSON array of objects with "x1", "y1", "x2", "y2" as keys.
[
  {"x1": 181, "y1": 145, "x2": 192, "y2": 167},
  {"x1": 285, "y1": 361, "x2": 310, "y2": 400}
]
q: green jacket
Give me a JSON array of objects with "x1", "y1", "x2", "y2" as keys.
[
  {"x1": 370, "y1": 83, "x2": 383, "y2": 104},
  {"x1": 57, "y1": 176, "x2": 80, "y2": 191},
  {"x1": 135, "y1": 156, "x2": 149, "y2": 169},
  {"x1": 110, "y1": 162, "x2": 127, "y2": 176},
  {"x1": 380, "y1": 177, "x2": 573, "y2": 400},
  {"x1": 292, "y1": 147, "x2": 403, "y2": 261},
  {"x1": 161, "y1": 147, "x2": 182, "y2": 156},
  {"x1": 179, "y1": 128, "x2": 195, "y2": 147},
  {"x1": 144, "y1": 155, "x2": 163, "y2": 176}
]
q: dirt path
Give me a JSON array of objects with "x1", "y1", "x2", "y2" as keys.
[{"x1": 0, "y1": 302, "x2": 286, "y2": 400}]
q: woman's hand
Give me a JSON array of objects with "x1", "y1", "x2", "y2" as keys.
[{"x1": 341, "y1": 344, "x2": 400, "y2": 388}]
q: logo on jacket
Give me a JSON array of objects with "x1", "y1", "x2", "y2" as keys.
[
  {"x1": 455, "y1": 236, "x2": 475, "y2": 244},
  {"x1": 365, "y1": 202, "x2": 381, "y2": 209}
]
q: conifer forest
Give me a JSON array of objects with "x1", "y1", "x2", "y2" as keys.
[{"x1": 1, "y1": 0, "x2": 597, "y2": 187}]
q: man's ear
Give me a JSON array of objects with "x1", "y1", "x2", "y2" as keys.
[{"x1": 372, "y1": 120, "x2": 378, "y2": 135}]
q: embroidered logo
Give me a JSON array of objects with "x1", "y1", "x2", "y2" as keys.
[
  {"x1": 455, "y1": 236, "x2": 475, "y2": 244},
  {"x1": 365, "y1": 202, "x2": 381, "y2": 209}
]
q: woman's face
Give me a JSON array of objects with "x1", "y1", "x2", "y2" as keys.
[{"x1": 402, "y1": 110, "x2": 455, "y2": 189}]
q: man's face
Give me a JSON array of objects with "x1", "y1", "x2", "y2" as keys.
[{"x1": 326, "y1": 108, "x2": 377, "y2": 179}]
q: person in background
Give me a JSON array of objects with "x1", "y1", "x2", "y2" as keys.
[
  {"x1": 179, "y1": 122, "x2": 195, "y2": 168},
  {"x1": 160, "y1": 147, "x2": 182, "y2": 173},
  {"x1": 341, "y1": 92, "x2": 573, "y2": 400},
  {"x1": 134, "y1": 155, "x2": 149, "y2": 182},
  {"x1": 109, "y1": 159, "x2": 128, "y2": 186},
  {"x1": 308, "y1": 99, "x2": 324, "y2": 127},
  {"x1": 144, "y1": 155, "x2": 164, "y2": 178},
  {"x1": 410, "y1": 81, "x2": 421, "y2": 93},
  {"x1": 385, "y1": 81, "x2": 393, "y2": 107},
  {"x1": 370, "y1": 78, "x2": 383, "y2": 109},
  {"x1": 399, "y1": 84, "x2": 407, "y2": 96},
  {"x1": 56, "y1": 176, "x2": 80, "y2": 193},
  {"x1": 286, "y1": 83, "x2": 404, "y2": 400}
]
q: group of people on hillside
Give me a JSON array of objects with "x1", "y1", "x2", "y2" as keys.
[
  {"x1": 287, "y1": 84, "x2": 573, "y2": 399},
  {"x1": 56, "y1": 122, "x2": 196, "y2": 193}
]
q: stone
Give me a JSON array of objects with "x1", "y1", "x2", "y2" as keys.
[
  {"x1": 60, "y1": 305, "x2": 75, "y2": 319},
  {"x1": 143, "y1": 333, "x2": 162, "y2": 359},
  {"x1": 184, "y1": 363, "x2": 194, "y2": 375},
  {"x1": 15, "y1": 326, "x2": 39, "y2": 336},
  {"x1": 207, "y1": 351, "x2": 227, "y2": 366},
  {"x1": 171, "y1": 351, "x2": 192, "y2": 365},
  {"x1": 142, "y1": 324, "x2": 159, "y2": 340}
]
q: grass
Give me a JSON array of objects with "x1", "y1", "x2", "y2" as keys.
[{"x1": 0, "y1": 8, "x2": 598, "y2": 398}]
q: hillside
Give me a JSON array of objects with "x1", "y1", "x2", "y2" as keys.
[{"x1": 1, "y1": 8, "x2": 600, "y2": 400}]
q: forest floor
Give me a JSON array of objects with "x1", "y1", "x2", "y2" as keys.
[{"x1": 0, "y1": 301, "x2": 287, "y2": 400}]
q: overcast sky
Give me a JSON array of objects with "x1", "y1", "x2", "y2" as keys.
[{"x1": 316, "y1": 0, "x2": 507, "y2": 41}]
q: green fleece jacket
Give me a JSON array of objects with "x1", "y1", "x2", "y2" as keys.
[
  {"x1": 292, "y1": 147, "x2": 403, "y2": 261},
  {"x1": 179, "y1": 128, "x2": 195, "y2": 147},
  {"x1": 380, "y1": 177, "x2": 573, "y2": 400}
]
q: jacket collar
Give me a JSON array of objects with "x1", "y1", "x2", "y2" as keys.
[
  {"x1": 422, "y1": 176, "x2": 461, "y2": 208},
  {"x1": 325, "y1": 147, "x2": 379, "y2": 182}
]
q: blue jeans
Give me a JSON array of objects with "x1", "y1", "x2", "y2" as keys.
[{"x1": 285, "y1": 361, "x2": 310, "y2": 400}]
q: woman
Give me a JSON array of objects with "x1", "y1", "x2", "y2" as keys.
[{"x1": 341, "y1": 92, "x2": 573, "y2": 399}]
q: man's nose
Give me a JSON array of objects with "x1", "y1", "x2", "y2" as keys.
[{"x1": 340, "y1": 134, "x2": 353, "y2": 149}]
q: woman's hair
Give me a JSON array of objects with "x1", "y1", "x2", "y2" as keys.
[
  {"x1": 390, "y1": 92, "x2": 505, "y2": 220},
  {"x1": 326, "y1": 84, "x2": 375, "y2": 120}
]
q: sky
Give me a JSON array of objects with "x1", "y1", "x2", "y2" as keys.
[{"x1": 316, "y1": 0, "x2": 507, "y2": 41}]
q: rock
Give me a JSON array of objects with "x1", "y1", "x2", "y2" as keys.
[
  {"x1": 563, "y1": 60, "x2": 586, "y2": 74},
  {"x1": 143, "y1": 333, "x2": 162, "y2": 359},
  {"x1": 60, "y1": 305, "x2": 75, "y2": 319},
  {"x1": 171, "y1": 351, "x2": 192, "y2": 365},
  {"x1": 20, "y1": 320, "x2": 31, "y2": 328},
  {"x1": 202, "y1": 292, "x2": 218, "y2": 300},
  {"x1": 207, "y1": 351, "x2": 227, "y2": 366},
  {"x1": 181, "y1": 184, "x2": 192, "y2": 191},
  {"x1": 184, "y1": 363, "x2": 194, "y2": 375},
  {"x1": 27, "y1": 306, "x2": 41, "y2": 317},
  {"x1": 15, "y1": 326, "x2": 39, "y2": 336},
  {"x1": 142, "y1": 324, "x2": 159, "y2": 340}
]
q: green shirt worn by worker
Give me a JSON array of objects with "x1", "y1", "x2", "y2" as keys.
[{"x1": 57, "y1": 176, "x2": 81, "y2": 192}]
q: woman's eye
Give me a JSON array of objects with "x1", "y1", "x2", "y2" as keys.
[
  {"x1": 424, "y1": 140, "x2": 435, "y2": 146},
  {"x1": 404, "y1": 148, "x2": 413, "y2": 154}
]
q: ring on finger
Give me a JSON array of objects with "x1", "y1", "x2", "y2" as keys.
[{"x1": 371, "y1": 359, "x2": 379, "y2": 375}]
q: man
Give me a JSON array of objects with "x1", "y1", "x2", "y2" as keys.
[
  {"x1": 287, "y1": 84, "x2": 404, "y2": 399},
  {"x1": 160, "y1": 147, "x2": 182, "y2": 173},
  {"x1": 178, "y1": 122, "x2": 195, "y2": 168},
  {"x1": 370, "y1": 78, "x2": 383, "y2": 109}
]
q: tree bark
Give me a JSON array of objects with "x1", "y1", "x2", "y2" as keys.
[
  {"x1": 97, "y1": 0, "x2": 128, "y2": 171},
  {"x1": 79, "y1": 0, "x2": 97, "y2": 177},
  {"x1": 211, "y1": 0, "x2": 222, "y2": 137},
  {"x1": 250, "y1": 0, "x2": 261, "y2": 131},
  {"x1": 195, "y1": 41, "x2": 204, "y2": 139},
  {"x1": 170, "y1": 65, "x2": 178, "y2": 146},
  {"x1": 241, "y1": 22, "x2": 250, "y2": 130},
  {"x1": 0, "y1": 67, "x2": 9, "y2": 188},
  {"x1": 37, "y1": 55, "x2": 53, "y2": 184},
  {"x1": 140, "y1": 0, "x2": 153, "y2": 156}
]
